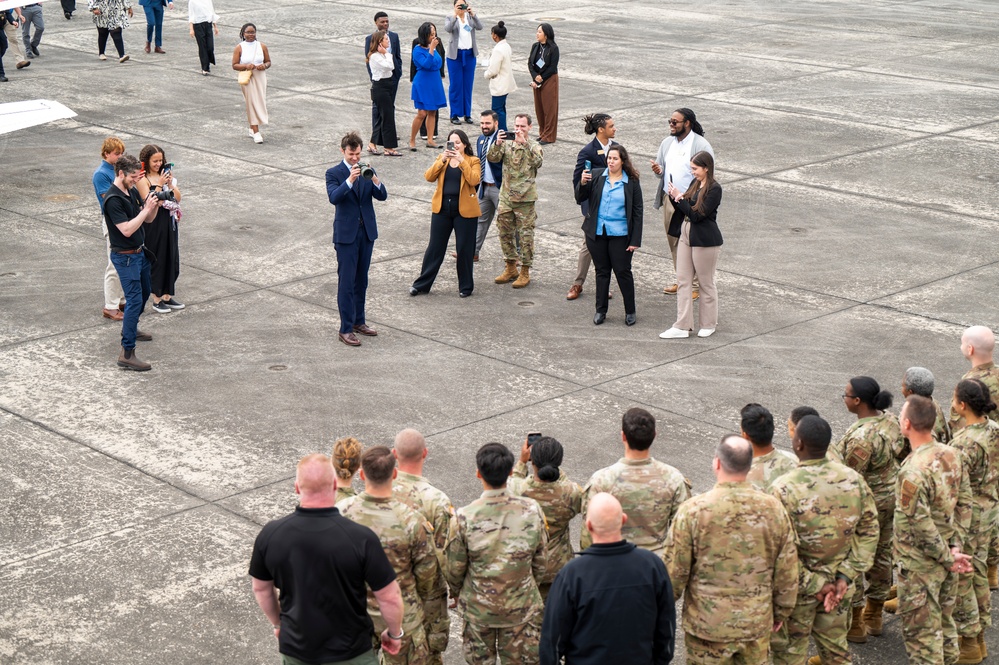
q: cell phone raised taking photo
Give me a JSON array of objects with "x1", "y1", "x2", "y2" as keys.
[
  {"x1": 584, "y1": 160, "x2": 591, "y2": 172},
  {"x1": 446, "y1": 141, "x2": 455, "y2": 152},
  {"x1": 527, "y1": 431, "x2": 542, "y2": 447}
]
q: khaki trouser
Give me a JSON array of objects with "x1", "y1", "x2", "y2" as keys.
[
  {"x1": 674, "y1": 221, "x2": 719, "y2": 331},
  {"x1": 664, "y1": 199, "x2": 698, "y2": 289},
  {"x1": 103, "y1": 216, "x2": 125, "y2": 309}
]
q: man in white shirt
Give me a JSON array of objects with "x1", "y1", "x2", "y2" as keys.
[{"x1": 651, "y1": 108, "x2": 714, "y2": 297}]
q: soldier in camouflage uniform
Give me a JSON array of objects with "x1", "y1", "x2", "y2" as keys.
[
  {"x1": 901, "y1": 367, "x2": 951, "y2": 445},
  {"x1": 333, "y1": 435, "x2": 363, "y2": 504},
  {"x1": 948, "y1": 380, "x2": 999, "y2": 662},
  {"x1": 665, "y1": 435, "x2": 798, "y2": 664},
  {"x1": 337, "y1": 446, "x2": 440, "y2": 665},
  {"x1": 509, "y1": 435, "x2": 582, "y2": 600},
  {"x1": 769, "y1": 415, "x2": 880, "y2": 665},
  {"x1": 391, "y1": 429, "x2": 454, "y2": 665},
  {"x1": 740, "y1": 403, "x2": 797, "y2": 491},
  {"x1": 445, "y1": 442, "x2": 548, "y2": 665},
  {"x1": 948, "y1": 327, "x2": 999, "y2": 588},
  {"x1": 830, "y1": 376, "x2": 902, "y2": 641},
  {"x1": 486, "y1": 113, "x2": 543, "y2": 289},
  {"x1": 895, "y1": 395, "x2": 974, "y2": 665},
  {"x1": 581, "y1": 407, "x2": 689, "y2": 555}
]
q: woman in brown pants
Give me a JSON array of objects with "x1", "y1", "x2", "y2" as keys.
[
  {"x1": 528, "y1": 23, "x2": 559, "y2": 145},
  {"x1": 659, "y1": 151, "x2": 723, "y2": 339}
]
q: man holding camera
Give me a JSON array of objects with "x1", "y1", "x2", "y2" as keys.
[
  {"x1": 487, "y1": 113, "x2": 543, "y2": 289},
  {"x1": 326, "y1": 132, "x2": 388, "y2": 347},
  {"x1": 103, "y1": 154, "x2": 161, "y2": 371}
]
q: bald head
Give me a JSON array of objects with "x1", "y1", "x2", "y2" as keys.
[
  {"x1": 715, "y1": 434, "x2": 753, "y2": 478},
  {"x1": 296, "y1": 453, "x2": 337, "y2": 505},
  {"x1": 394, "y1": 428, "x2": 427, "y2": 463},
  {"x1": 585, "y1": 492, "x2": 625, "y2": 543},
  {"x1": 963, "y1": 326, "x2": 996, "y2": 363}
]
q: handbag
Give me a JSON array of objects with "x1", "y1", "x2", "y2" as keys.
[{"x1": 238, "y1": 68, "x2": 253, "y2": 85}]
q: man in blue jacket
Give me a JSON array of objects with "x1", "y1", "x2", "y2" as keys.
[
  {"x1": 540, "y1": 492, "x2": 676, "y2": 665},
  {"x1": 326, "y1": 132, "x2": 387, "y2": 347}
]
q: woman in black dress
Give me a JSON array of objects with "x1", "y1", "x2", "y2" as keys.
[{"x1": 136, "y1": 144, "x2": 184, "y2": 313}]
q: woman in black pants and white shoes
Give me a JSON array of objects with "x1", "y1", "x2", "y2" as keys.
[{"x1": 575, "y1": 144, "x2": 643, "y2": 326}]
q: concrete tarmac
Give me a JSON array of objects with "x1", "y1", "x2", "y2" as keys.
[{"x1": 2, "y1": 0, "x2": 998, "y2": 662}]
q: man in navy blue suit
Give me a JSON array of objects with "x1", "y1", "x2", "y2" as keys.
[
  {"x1": 326, "y1": 132, "x2": 388, "y2": 347},
  {"x1": 364, "y1": 12, "x2": 402, "y2": 152}
]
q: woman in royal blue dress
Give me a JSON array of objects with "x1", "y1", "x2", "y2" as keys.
[{"x1": 408, "y1": 22, "x2": 446, "y2": 151}]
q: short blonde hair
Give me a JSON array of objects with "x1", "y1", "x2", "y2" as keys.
[
  {"x1": 101, "y1": 137, "x2": 125, "y2": 158},
  {"x1": 332, "y1": 437, "x2": 363, "y2": 481}
]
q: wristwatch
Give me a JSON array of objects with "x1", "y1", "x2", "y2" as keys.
[{"x1": 387, "y1": 628, "x2": 405, "y2": 640}]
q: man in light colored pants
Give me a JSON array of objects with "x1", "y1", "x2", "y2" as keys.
[
  {"x1": 664, "y1": 197, "x2": 699, "y2": 293},
  {"x1": 93, "y1": 137, "x2": 126, "y2": 320},
  {"x1": 475, "y1": 182, "x2": 499, "y2": 259},
  {"x1": 102, "y1": 218, "x2": 125, "y2": 316}
]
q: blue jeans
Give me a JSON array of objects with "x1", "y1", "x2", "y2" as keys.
[
  {"x1": 110, "y1": 251, "x2": 151, "y2": 349},
  {"x1": 446, "y1": 49, "x2": 476, "y2": 118},
  {"x1": 143, "y1": 4, "x2": 164, "y2": 46},
  {"x1": 491, "y1": 95, "x2": 507, "y2": 131}
]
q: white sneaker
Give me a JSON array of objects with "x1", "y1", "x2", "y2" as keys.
[
  {"x1": 659, "y1": 327, "x2": 689, "y2": 339},
  {"x1": 253, "y1": 132, "x2": 263, "y2": 144},
  {"x1": 697, "y1": 328, "x2": 716, "y2": 338},
  {"x1": 248, "y1": 128, "x2": 254, "y2": 138}
]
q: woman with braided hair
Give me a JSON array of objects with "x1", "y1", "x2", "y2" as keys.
[{"x1": 332, "y1": 436, "x2": 363, "y2": 503}]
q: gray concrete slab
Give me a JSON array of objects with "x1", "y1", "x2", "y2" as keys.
[{"x1": 4, "y1": 0, "x2": 999, "y2": 663}]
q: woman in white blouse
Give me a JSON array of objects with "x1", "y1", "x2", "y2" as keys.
[
  {"x1": 483, "y1": 21, "x2": 516, "y2": 132},
  {"x1": 231, "y1": 23, "x2": 270, "y2": 144},
  {"x1": 366, "y1": 30, "x2": 402, "y2": 156}
]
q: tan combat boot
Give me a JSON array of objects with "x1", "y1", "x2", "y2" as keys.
[
  {"x1": 978, "y1": 631, "x2": 988, "y2": 658},
  {"x1": 883, "y1": 597, "x2": 899, "y2": 613},
  {"x1": 847, "y1": 605, "x2": 867, "y2": 643},
  {"x1": 957, "y1": 635, "x2": 983, "y2": 664},
  {"x1": 495, "y1": 260, "x2": 519, "y2": 284},
  {"x1": 512, "y1": 266, "x2": 530, "y2": 288},
  {"x1": 863, "y1": 598, "x2": 885, "y2": 636},
  {"x1": 117, "y1": 346, "x2": 151, "y2": 371},
  {"x1": 807, "y1": 657, "x2": 823, "y2": 665},
  {"x1": 989, "y1": 564, "x2": 998, "y2": 590}
]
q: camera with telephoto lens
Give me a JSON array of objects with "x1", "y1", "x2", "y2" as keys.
[
  {"x1": 151, "y1": 189, "x2": 176, "y2": 202},
  {"x1": 358, "y1": 163, "x2": 375, "y2": 180}
]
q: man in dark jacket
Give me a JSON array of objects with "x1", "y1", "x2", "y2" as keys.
[{"x1": 539, "y1": 492, "x2": 675, "y2": 665}]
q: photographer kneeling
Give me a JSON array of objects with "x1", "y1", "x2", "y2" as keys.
[{"x1": 103, "y1": 154, "x2": 161, "y2": 370}]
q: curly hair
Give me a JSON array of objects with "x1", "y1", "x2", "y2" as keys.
[{"x1": 332, "y1": 436, "x2": 363, "y2": 481}]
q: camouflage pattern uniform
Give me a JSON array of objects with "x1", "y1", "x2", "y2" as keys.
[
  {"x1": 581, "y1": 456, "x2": 690, "y2": 555},
  {"x1": 393, "y1": 471, "x2": 455, "y2": 665},
  {"x1": 769, "y1": 458, "x2": 880, "y2": 665},
  {"x1": 829, "y1": 412, "x2": 902, "y2": 606},
  {"x1": 898, "y1": 400, "x2": 951, "y2": 461},
  {"x1": 486, "y1": 138, "x2": 543, "y2": 267},
  {"x1": 508, "y1": 460, "x2": 582, "y2": 600},
  {"x1": 948, "y1": 362, "x2": 999, "y2": 568},
  {"x1": 445, "y1": 488, "x2": 548, "y2": 665},
  {"x1": 746, "y1": 448, "x2": 797, "y2": 491},
  {"x1": 948, "y1": 420, "x2": 999, "y2": 637},
  {"x1": 894, "y1": 442, "x2": 973, "y2": 665},
  {"x1": 664, "y1": 481, "x2": 798, "y2": 664},
  {"x1": 335, "y1": 483, "x2": 358, "y2": 505},
  {"x1": 338, "y1": 493, "x2": 440, "y2": 665}
]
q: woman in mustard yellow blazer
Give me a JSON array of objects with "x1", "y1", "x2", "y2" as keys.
[{"x1": 410, "y1": 129, "x2": 482, "y2": 297}]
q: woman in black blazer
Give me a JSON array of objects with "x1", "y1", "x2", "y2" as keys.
[
  {"x1": 660, "y1": 150, "x2": 723, "y2": 339},
  {"x1": 574, "y1": 144, "x2": 643, "y2": 326},
  {"x1": 528, "y1": 23, "x2": 559, "y2": 144}
]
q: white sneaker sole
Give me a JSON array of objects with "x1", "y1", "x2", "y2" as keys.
[
  {"x1": 659, "y1": 328, "x2": 689, "y2": 339},
  {"x1": 697, "y1": 328, "x2": 716, "y2": 338}
]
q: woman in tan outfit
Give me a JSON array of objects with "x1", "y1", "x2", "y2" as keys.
[{"x1": 232, "y1": 23, "x2": 270, "y2": 143}]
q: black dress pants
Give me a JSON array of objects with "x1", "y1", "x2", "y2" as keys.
[
  {"x1": 97, "y1": 27, "x2": 124, "y2": 57},
  {"x1": 61, "y1": 0, "x2": 76, "y2": 14},
  {"x1": 193, "y1": 21, "x2": 215, "y2": 71},
  {"x1": 370, "y1": 78, "x2": 398, "y2": 149},
  {"x1": 586, "y1": 233, "x2": 636, "y2": 315},
  {"x1": 413, "y1": 195, "x2": 476, "y2": 295}
]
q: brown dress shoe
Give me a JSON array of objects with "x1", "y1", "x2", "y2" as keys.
[
  {"x1": 16, "y1": 60, "x2": 30, "y2": 69},
  {"x1": 118, "y1": 302, "x2": 126, "y2": 312},
  {"x1": 353, "y1": 324, "x2": 377, "y2": 337},
  {"x1": 135, "y1": 330, "x2": 153, "y2": 342},
  {"x1": 663, "y1": 283, "x2": 679, "y2": 294},
  {"x1": 154, "y1": 47, "x2": 165, "y2": 54},
  {"x1": 692, "y1": 290, "x2": 700, "y2": 301},
  {"x1": 144, "y1": 42, "x2": 151, "y2": 53},
  {"x1": 103, "y1": 307, "x2": 124, "y2": 321},
  {"x1": 566, "y1": 284, "x2": 582, "y2": 300},
  {"x1": 117, "y1": 347, "x2": 151, "y2": 371},
  {"x1": 338, "y1": 332, "x2": 362, "y2": 347}
]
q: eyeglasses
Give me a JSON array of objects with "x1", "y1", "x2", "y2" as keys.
[
  {"x1": 842, "y1": 394, "x2": 856, "y2": 400},
  {"x1": 668, "y1": 119, "x2": 683, "y2": 126}
]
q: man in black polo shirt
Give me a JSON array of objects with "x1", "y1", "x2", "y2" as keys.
[
  {"x1": 103, "y1": 153, "x2": 161, "y2": 371},
  {"x1": 250, "y1": 453, "x2": 405, "y2": 665}
]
